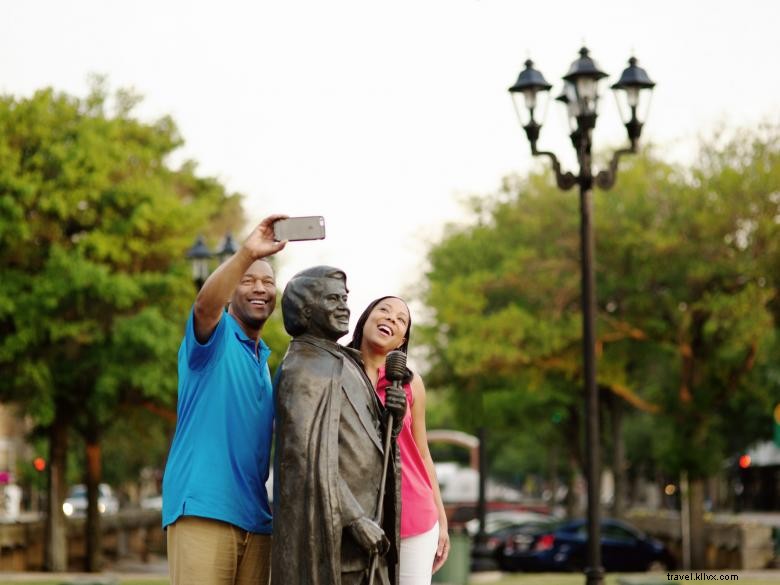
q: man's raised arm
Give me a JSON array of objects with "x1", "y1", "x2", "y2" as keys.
[{"x1": 192, "y1": 214, "x2": 287, "y2": 343}]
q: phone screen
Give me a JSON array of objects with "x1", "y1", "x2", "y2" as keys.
[{"x1": 273, "y1": 216, "x2": 326, "y2": 241}]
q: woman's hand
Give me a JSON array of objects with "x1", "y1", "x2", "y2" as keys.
[{"x1": 432, "y1": 522, "x2": 450, "y2": 573}]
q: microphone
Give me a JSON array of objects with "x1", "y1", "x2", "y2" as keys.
[
  {"x1": 383, "y1": 348, "x2": 407, "y2": 441},
  {"x1": 368, "y1": 348, "x2": 408, "y2": 585},
  {"x1": 385, "y1": 350, "x2": 407, "y2": 383}
]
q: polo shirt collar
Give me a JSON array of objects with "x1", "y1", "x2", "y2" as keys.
[{"x1": 225, "y1": 312, "x2": 271, "y2": 361}]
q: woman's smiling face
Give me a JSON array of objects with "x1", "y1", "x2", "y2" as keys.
[{"x1": 361, "y1": 297, "x2": 410, "y2": 353}]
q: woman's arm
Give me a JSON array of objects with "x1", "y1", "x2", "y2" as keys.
[{"x1": 409, "y1": 373, "x2": 450, "y2": 572}]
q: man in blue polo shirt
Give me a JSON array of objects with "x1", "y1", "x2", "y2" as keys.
[{"x1": 162, "y1": 214, "x2": 287, "y2": 585}]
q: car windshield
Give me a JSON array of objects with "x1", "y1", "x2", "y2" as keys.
[
  {"x1": 67, "y1": 484, "x2": 112, "y2": 498},
  {"x1": 68, "y1": 485, "x2": 87, "y2": 498},
  {"x1": 486, "y1": 519, "x2": 558, "y2": 539}
]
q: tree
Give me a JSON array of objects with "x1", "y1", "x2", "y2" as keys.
[
  {"x1": 600, "y1": 127, "x2": 780, "y2": 566},
  {"x1": 0, "y1": 78, "x2": 247, "y2": 571},
  {"x1": 419, "y1": 126, "x2": 780, "y2": 567},
  {"x1": 420, "y1": 172, "x2": 612, "y2": 499}
]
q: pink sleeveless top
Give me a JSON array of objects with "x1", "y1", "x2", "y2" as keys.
[{"x1": 376, "y1": 367, "x2": 439, "y2": 538}]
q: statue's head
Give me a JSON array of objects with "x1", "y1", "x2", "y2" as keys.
[{"x1": 282, "y1": 266, "x2": 350, "y2": 341}]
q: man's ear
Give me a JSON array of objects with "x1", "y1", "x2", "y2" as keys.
[{"x1": 302, "y1": 306, "x2": 312, "y2": 319}]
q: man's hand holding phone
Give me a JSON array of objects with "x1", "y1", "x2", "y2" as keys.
[{"x1": 244, "y1": 214, "x2": 289, "y2": 259}]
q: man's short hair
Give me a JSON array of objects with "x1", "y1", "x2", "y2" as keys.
[{"x1": 282, "y1": 266, "x2": 348, "y2": 337}]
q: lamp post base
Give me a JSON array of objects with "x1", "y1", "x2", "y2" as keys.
[{"x1": 585, "y1": 565, "x2": 605, "y2": 585}]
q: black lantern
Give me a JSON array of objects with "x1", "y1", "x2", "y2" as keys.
[
  {"x1": 186, "y1": 235, "x2": 212, "y2": 288},
  {"x1": 508, "y1": 59, "x2": 552, "y2": 149},
  {"x1": 555, "y1": 81, "x2": 581, "y2": 132},
  {"x1": 562, "y1": 47, "x2": 608, "y2": 120},
  {"x1": 611, "y1": 56, "x2": 656, "y2": 145},
  {"x1": 216, "y1": 233, "x2": 238, "y2": 265},
  {"x1": 508, "y1": 59, "x2": 552, "y2": 125}
]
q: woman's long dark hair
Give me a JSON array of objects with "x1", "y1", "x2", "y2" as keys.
[{"x1": 347, "y1": 296, "x2": 413, "y2": 382}]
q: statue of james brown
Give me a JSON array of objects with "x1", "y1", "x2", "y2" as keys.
[{"x1": 271, "y1": 266, "x2": 405, "y2": 585}]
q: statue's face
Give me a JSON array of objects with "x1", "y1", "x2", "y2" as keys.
[{"x1": 307, "y1": 278, "x2": 350, "y2": 341}]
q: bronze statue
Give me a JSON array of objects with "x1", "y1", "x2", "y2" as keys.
[{"x1": 271, "y1": 266, "x2": 404, "y2": 585}]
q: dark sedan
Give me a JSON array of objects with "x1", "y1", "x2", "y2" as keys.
[
  {"x1": 497, "y1": 518, "x2": 673, "y2": 573},
  {"x1": 471, "y1": 514, "x2": 557, "y2": 571}
]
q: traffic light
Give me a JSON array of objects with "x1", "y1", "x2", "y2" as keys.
[
  {"x1": 738, "y1": 454, "x2": 751, "y2": 469},
  {"x1": 32, "y1": 457, "x2": 46, "y2": 472}
]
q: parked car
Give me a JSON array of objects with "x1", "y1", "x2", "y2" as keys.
[
  {"x1": 466, "y1": 510, "x2": 554, "y2": 537},
  {"x1": 496, "y1": 518, "x2": 673, "y2": 573},
  {"x1": 62, "y1": 483, "x2": 120, "y2": 517},
  {"x1": 447, "y1": 501, "x2": 551, "y2": 531},
  {"x1": 471, "y1": 513, "x2": 558, "y2": 571}
]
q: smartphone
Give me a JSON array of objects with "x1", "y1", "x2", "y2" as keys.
[{"x1": 273, "y1": 216, "x2": 326, "y2": 242}]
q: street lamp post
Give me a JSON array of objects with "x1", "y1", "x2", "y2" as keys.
[
  {"x1": 509, "y1": 47, "x2": 654, "y2": 585},
  {"x1": 216, "y1": 233, "x2": 239, "y2": 265},
  {"x1": 186, "y1": 232, "x2": 239, "y2": 289},
  {"x1": 186, "y1": 235, "x2": 212, "y2": 290}
]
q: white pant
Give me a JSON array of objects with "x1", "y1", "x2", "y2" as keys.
[{"x1": 399, "y1": 521, "x2": 439, "y2": 585}]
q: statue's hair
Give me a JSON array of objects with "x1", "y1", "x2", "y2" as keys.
[{"x1": 282, "y1": 266, "x2": 348, "y2": 337}]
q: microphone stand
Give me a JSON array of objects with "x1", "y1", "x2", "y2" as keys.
[{"x1": 367, "y1": 409, "x2": 394, "y2": 585}]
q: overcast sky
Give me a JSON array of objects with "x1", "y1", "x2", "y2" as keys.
[{"x1": 3, "y1": 0, "x2": 779, "y2": 340}]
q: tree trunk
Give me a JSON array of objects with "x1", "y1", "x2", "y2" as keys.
[
  {"x1": 566, "y1": 458, "x2": 583, "y2": 518},
  {"x1": 549, "y1": 443, "x2": 559, "y2": 513},
  {"x1": 475, "y1": 426, "x2": 487, "y2": 544},
  {"x1": 688, "y1": 477, "x2": 707, "y2": 570},
  {"x1": 85, "y1": 428, "x2": 102, "y2": 572},
  {"x1": 46, "y1": 417, "x2": 68, "y2": 572},
  {"x1": 610, "y1": 395, "x2": 626, "y2": 519}
]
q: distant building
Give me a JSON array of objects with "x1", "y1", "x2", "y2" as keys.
[
  {"x1": 0, "y1": 404, "x2": 30, "y2": 485},
  {"x1": 0, "y1": 404, "x2": 34, "y2": 518}
]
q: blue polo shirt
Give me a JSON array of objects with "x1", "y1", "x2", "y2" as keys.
[{"x1": 162, "y1": 309, "x2": 274, "y2": 534}]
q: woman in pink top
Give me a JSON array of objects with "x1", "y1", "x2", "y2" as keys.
[{"x1": 348, "y1": 296, "x2": 450, "y2": 584}]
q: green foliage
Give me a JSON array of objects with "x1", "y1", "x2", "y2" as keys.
[
  {"x1": 69, "y1": 407, "x2": 172, "y2": 488},
  {"x1": 0, "y1": 80, "x2": 246, "y2": 460},
  {"x1": 420, "y1": 126, "x2": 780, "y2": 482},
  {"x1": 263, "y1": 310, "x2": 291, "y2": 376}
]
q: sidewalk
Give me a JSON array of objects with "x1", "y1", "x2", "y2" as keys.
[{"x1": 0, "y1": 556, "x2": 168, "y2": 584}]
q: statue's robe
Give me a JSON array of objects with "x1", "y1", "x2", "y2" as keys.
[{"x1": 272, "y1": 334, "x2": 400, "y2": 585}]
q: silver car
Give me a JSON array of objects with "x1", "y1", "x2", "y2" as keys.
[{"x1": 62, "y1": 483, "x2": 119, "y2": 517}]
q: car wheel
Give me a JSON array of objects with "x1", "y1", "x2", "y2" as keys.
[
  {"x1": 564, "y1": 557, "x2": 585, "y2": 572},
  {"x1": 496, "y1": 555, "x2": 517, "y2": 573}
]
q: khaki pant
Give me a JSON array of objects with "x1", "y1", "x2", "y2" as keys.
[{"x1": 167, "y1": 516, "x2": 271, "y2": 585}]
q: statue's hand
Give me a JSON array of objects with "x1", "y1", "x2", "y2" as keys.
[
  {"x1": 349, "y1": 516, "x2": 389, "y2": 556},
  {"x1": 384, "y1": 382, "x2": 406, "y2": 438}
]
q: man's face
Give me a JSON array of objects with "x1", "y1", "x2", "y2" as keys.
[
  {"x1": 229, "y1": 260, "x2": 277, "y2": 332},
  {"x1": 307, "y1": 278, "x2": 350, "y2": 341}
]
